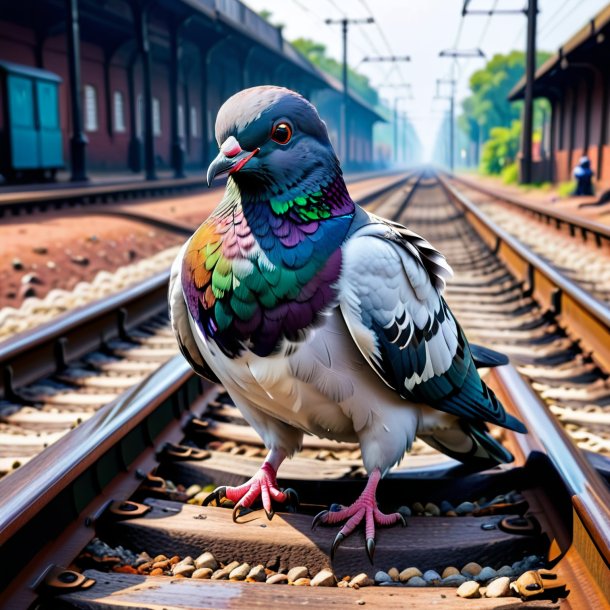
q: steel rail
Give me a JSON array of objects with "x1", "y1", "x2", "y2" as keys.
[
  {"x1": 439, "y1": 174, "x2": 610, "y2": 373},
  {"x1": 489, "y1": 364, "x2": 610, "y2": 603},
  {"x1": 0, "y1": 271, "x2": 170, "y2": 399},
  {"x1": 0, "y1": 170, "x2": 409, "y2": 218},
  {"x1": 0, "y1": 176, "x2": 210, "y2": 217},
  {"x1": 0, "y1": 355, "x2": 210, "y2": 607},
  {"x1": 450, "y1": 173, "x2": 610, "y2": 245}
]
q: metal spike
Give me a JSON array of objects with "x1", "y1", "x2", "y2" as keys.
[
  {"x1": 366, "y1": 538, "x2": 376, "y2": 563},
  {"x1": 330, "y1": 532, "x2": 345, "y2": 561},
  {"x1": 311, "y1": 509, "x2": 329, "y2": 530}
]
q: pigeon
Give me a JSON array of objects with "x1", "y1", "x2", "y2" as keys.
[{"x1": 169, "y1": 85, "x2": 526, "y2": 561}]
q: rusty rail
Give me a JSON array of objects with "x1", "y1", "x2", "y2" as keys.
[
  {"x1": 440, "y1": 174, "x2": 610, "y2": 373},
  {"x1": 0, "y1": 271, "x2": 170, "y2": 399},
  {"x1": 0, "y1": 170, "x2": 409, "y2": 218},
  {"x1": 451, "y1": 173, "x2": 610, "y2": 247},
  {"x1": 489, "y1": 364, "x2": 610, "y2": 603},
  {"x1": 0, "y1": 355, "x2": 210, "y2": 607}
]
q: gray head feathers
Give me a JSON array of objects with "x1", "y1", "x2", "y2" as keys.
[{"x1": 215, "y1": 86, "x2": 329, "y2": 147}]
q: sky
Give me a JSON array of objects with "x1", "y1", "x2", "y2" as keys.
[{"x1": 243, "y1": 0, "x2": 610, "y2": 159}]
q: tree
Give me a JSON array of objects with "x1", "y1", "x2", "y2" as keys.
[
  {"x1": 291, "y1": 38, "x2": 379, "y2": 106},
  {"x1": 460, "y1": 50, "x2": 551, "y2": 144},
  {"x1": 480, "y1": 120, "x2": 522, "y2": 175}
]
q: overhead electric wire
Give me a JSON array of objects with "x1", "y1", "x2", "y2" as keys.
[
  {"x1": 326, "y1": 0, "x2": 346, "y2": 17},
  {"x1": 538, "y1": 0, "x2": 582, "y2": 40},
  {"x1": 455, "y1": 0, "x2": 498, "y2": 89},
  {"x1": 357, "y1": 0, "x2": 409, "y2": 88}
]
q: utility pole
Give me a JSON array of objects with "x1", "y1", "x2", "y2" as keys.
[
  {"x1": 435, "y1": 79, "x2": 456, "y2": 172},
  {"x1": 378, "y1": 84, "x2": 412, "y2": 165},
  {"x1": 393, "y1": 97, "x2": 411, "y2": 165},
  {"x1": 325, "y1": 17, "x2": 374, "y2": 166},
  {"x1": 462, "y1": 1, "x2": 538, "y2": 182},
  {"x1": 521, "y1": 0, "x2": 537, "y2": 183},
  {"x1": 438, "y1": 48, "x2": 485, "y2": 172}
]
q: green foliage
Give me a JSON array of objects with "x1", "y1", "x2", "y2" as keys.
[
  {"x1": 501, "y1": 161, "x2": 519, "y2": 185},
  {"x1": 291, "y1": 38, "x2": 379, "y2": 106},
  {"x1": 557, "y1": 180, "x2": 577, "y2": 197},
  {"x1": 481, "y1": 120, "x2": 521, "y2": 175},
  {"x1": 460, "y1": 51, "x2": 551, "y2": 144}
]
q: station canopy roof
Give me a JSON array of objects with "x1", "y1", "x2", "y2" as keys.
[
  {"x1": 179, "y1": 0, "x2": 386, "y2": 123},
  {"x1": 508, "y1": 4, "x2": 610, "y2": 101}
]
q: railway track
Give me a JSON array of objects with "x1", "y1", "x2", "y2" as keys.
[
  {"x1": 0, "y1": 170, "x2": 608, "y2": 609},
  {"x1": 449, "y1": 175, "x2": 610, "y2": 305},
  {"x1": 0, "y1": 170, "x2": 407, "y2": 219}
]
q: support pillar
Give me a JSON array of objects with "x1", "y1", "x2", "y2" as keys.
[
  {"x1": 103, "y1": 51, "x2": 113, "y2": 138},
  {"x1": 183, "y1": 81, "x2": 190, "y2": 155},
  {"x1": 583, "y1": 75, "x2": 594, "y2": 155},
  {"x1": 65, "y1": 0, "x2": 88, "y2": 181},
  {"x1": 132, "y1": 1, "x2": 156, "y2": 180},
  {"x1": 169, "y1": 22, "x2": 185, "y2": 178},
  {"x1": 201, "y1": 50, "x2": 210, "y2": 168},
  {"x1": 549, "y1": 100, "x2": 556, "y2": 183},
  {"x1": 127, "y1": 56, "x2": 142, "y2": 172},
  {"x1": 598, "y1": 74, "x2": 609, "y2": 180},
  {"x1": 567, "y1": 85, "x2": 578, "y2": 179}
]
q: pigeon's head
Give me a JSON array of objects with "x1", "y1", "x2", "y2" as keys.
[{"x1": 207, "y1": 86, "x2": 339, "y2": 194}]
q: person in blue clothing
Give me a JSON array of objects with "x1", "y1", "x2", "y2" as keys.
[{"x1": 573, "y1": 155, "x2": 594, "y2": 196}]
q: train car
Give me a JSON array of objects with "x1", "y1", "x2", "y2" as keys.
[{"x1": 0, "y1": 61, "x2": 63, "y2": 182}]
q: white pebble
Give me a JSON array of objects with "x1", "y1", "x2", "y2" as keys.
[
  {"x1": 311, "y1": 569, "x2": 336, "y2": 587},
  {"x1": 485, "y1": 576, "x2": 511, "y2": 598},
  {"x1": 457, "y1": 580, "x2": 480, "y2": 598}
]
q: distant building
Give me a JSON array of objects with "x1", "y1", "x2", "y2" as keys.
[{"x1": 509, "y1": 5, "x2": 610, "y2": 186}]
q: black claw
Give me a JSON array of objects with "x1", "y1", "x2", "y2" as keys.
[
  {"x1": 366, "y1": 538, "x2": 376, "y2": 563},
  {"x1": 265, "y1": 508, "x2": 275, "y2": 521},
  {"x1": 201, "y1": 486, "x2": 226, "y2": 507},
  {"x1": 330, "y1": 532, "x2": 345, "y2": 561},
  {"x1": 312, "y1": 509, "x2": 329, "y2": 530},
  {"x1": 397, "y1": 507, "x2": 409, "y2": 526},
  {"x1": 282, "y1": 488, "x2": 299, "y2": 510},
  {"x1": 232, "y1": 503, "x2": 252, "y2": 523}
]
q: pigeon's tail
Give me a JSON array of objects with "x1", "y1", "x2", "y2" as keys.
[
  {"x1": 420, "y1": 419, "x2": 514, "y2": 470},
  {"x1": 470, "y1": 343, "x2": 509, "y2": 369}
]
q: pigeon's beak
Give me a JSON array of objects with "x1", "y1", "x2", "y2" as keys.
[{"x1": 206, "y1": 136, "x2": 259, "y2": 187}]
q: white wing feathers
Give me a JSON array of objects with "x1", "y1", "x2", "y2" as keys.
[{"x1": 338, "y1": 220, "x2": 458, "y2": 395}]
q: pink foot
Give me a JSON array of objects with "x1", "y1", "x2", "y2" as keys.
[
  {"x1": 312, "y1": 468, "x2": 406, "y2": 562},
  {"x1": 203, "y1": 451, "x2": 298, "y2": 521}
]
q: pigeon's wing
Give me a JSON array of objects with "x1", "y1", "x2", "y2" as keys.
[
  {"x1": 169, "y1": 242, "x2": 220, "y2": 383},
  {"x1": 339, "y1": 219, "x2": 526, "y2": 433}
]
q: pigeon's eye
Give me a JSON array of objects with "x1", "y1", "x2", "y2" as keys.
[{"x1": 271, "y1": 122, "x2": 293, "y2": 144}]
